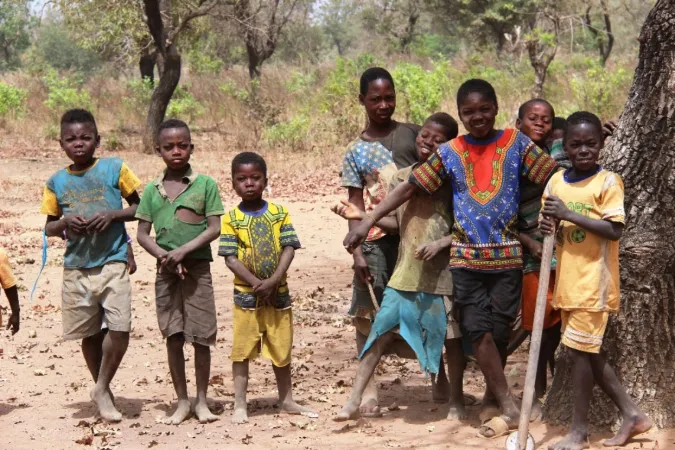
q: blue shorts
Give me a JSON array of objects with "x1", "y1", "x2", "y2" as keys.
[{"x1": 360, "y1": 287, "x2": 447, "y2": 374}]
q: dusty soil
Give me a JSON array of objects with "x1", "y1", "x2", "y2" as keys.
[{"x1": 0, "y1": 147, "x2": 669, "y2": 449}]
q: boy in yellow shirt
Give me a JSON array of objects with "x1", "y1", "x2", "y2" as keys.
[
  {"x1": 541, "y1": 111, "x2": 651, "y2": 449},
  {"x1": 0, "y1": 248, "x2": 19, "y2": 334}
]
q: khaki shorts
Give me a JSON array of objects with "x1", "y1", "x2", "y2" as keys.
[
  {"x1": 155, "y1": 260, "x2": 217, "y2": 346},
  {"x1": 561, "y1": 310, "x2": 609, "y2": 354},
  {"x1": 230, "y1": 305, "x2": 293, "y2": 367},
  {"x1": 62, "y1": 262, "x2": 131, "y2": 340}
]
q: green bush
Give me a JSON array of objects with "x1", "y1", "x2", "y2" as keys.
[
  {"x1": 392, "y1": 61, "x2": 452, "y2": 124},
  {"x1": 285, "y1": 71, "x2": 317, "y2": 93},
  {"x1": 123, "y1": 78, "x2": 154, "y2": 119},
  {"x1": 27, "y1": 24, "x2": 100, "y2": 74},
  {"x1": 166, "y1": 86, "x2": 205, "y2": 122},
  {"x1": 263, "y1": 114, "x2": 310, "y2": 149},
  {"x1": 42, "y1": 69, "x2": 92, "y2": 115},
  {"x1": 0, "y1": 82, "x2": 27, "y2": 120},
  {"x1": 188, "y1": 50, "x2": 224, "y2": 75},
  {"x1": 567, "y1": 60, "x2": 631, "y2": 119}
]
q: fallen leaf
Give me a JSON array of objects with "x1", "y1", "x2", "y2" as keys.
[
  {"x1": 148, "y1": 440, "x2": 158, "y2": 448},
  {"x1": 28, "y1": 330, "x2": 37, "y2": 338},
  {"x1": 289, "y1": 419, "x2": 307, "y2": 429},
  {"x1": 33, "y1": 369, "x2": 46, "y2": 376},
  {"x1": 427, "y1": 425, "x2": 435, "y2": 432},
  {"x1": 242, "y1": 434, "x2": 253, "y2": 445},
  {"x1": 129, "y1": 423, "x2": 141, "y2": 429},
  {"x1": 76, "y1": 420, "x2": 91, "y2": 428},
  {"x1": 75, "y1": 434, "x2": 93, "y2": 445}
]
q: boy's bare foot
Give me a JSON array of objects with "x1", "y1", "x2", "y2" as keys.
[
  {"x1": 280, "y1": 399, "x2": 318, "y2": 417},
  {"x1": 446, "y1": 397, "x2": 467, "y2": 421},
  {"x1": 478, "y1": 396, "x2": 501, "y2": 423},
  {"x1": 359, "y1": 397, "x2": 381, "y2": 417},
  {"x1": 431, "y1": 374, "x2": 450, "y2": 403},
  {"x1": 168, "y1": 399, "x2": 192, "y2": 425},
  {"x1": 602, "y1": 413, "x2": 652, "y2": 447},
  {"x1": 548, "y1": 430, "x2": 590, "y2": 450},
  {"x1": 232, "y1": 403, "x2": 249, "y2": 424},
  {"x1": 335, "y1": 399, "x2": 360, "y2": 422},
  {"x1": 194, "y1": 400, "x2": 219, "y2": 424},
  {"x1": 530, "y1": 398, "x2": 543, "y2": 422},
  {"x1": 91, "y1": 388, "x2": 122, "y2": 423}
]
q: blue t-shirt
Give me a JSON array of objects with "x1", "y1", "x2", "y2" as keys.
[{"x1": 42, "y1": 157, "x2": 140, "y2": 269}]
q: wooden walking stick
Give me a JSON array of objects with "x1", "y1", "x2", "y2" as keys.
[{"x1": 506, "y1": 232, "x2": 556, "y2": 450}]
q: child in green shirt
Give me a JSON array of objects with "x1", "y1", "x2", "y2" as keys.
[{"x1": 136, "y1": 119, "x2": 224, "y2": 425}]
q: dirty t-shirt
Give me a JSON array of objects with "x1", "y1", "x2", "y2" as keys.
[
  {"x1": 40, "y1": 157, "x2": 141, "y2": 269},
  {"x1": 377, "y1": 122, "x2": 421, "y2": 169},
  {"x1": 387, "y1": 166, "x2": 454, "y2": 295},
  {"x1": 135, "y1": 166, "x2": 224, "y2": 261}
]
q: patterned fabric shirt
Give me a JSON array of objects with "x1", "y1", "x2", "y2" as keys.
[
  {"x1": 519, "y1": 138, "x2": 570, "y2": 273},
  {"x1": 40, "y1": 157, "x2": 141, "y2": 269},
  {"x1": 0, "y1": 248, "x2": 17, "y2": 290},
  {"x1": 136, "y1": 167, "x2": 224, "y2": 261},
  {"x1": 410, "y1": 129, "x2": 557, "y2": 271},
  {"x1": 341, "y1": 138, "x2": 398, "y2": 241},
  {"x1": 218, "y1": 202, "x2": 301, "y2": 310},
  {"x1": 544, "y1": 169, "x2": 625, "y2": 311}
]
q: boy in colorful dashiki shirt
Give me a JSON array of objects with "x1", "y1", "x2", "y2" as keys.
[
  {"x1": 219, "y1": 152, "x2": 317, "y2": 424},
  {"x1": 343, "y1": 79, "x2": 558, "y2": 438},
  {"x1": 541, "y1": 112, "x2": 651, "y2": 450},
  {"x1": 40, "y1": 109, "x2": 141, "y2": 422}
]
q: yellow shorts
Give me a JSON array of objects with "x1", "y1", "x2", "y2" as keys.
[
  {"x1": 231, "y1": 305, "x2": 293, "y2": 367},
  {"x1": 561, "y1": 310, "x2": 609, "y2": 354}
]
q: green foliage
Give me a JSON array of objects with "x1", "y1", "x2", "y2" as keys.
[
  {"x1": 567, "y1": 59, "x2": 632, "y2": 119},
  {"x1": 285, "y1": 71, "x2": 317, "y2": 93},
  {"x1": 166, "y1": 86, "x2": 205, "y2": 122},
  {"x1": 187, "y1": 35, "x2": 225, "y2": 74},
  {"x1": 122, "y1": 78, "x2": 154, "y2": 119},
  {"x1": 263, "y1": 114, "x2": 310, "y2": 148},
  {"x1": 0, "y1": 82, "x2": 27, "y2": 120},
  {"x1": 410, "y1": 34, "x2": 460, "y2": 59},
  {"x1": 392, "y1": 61, "x2": 452, "y2": 124},
  {"x1": 0, "y1": 0, "x2": 34, "y2": 71},
  {"x1": 104, "y1": 133, "x2": 125, "y2": 151},
  {"x1": 42, "y1": 69, "x2": 92, "y2": 115},
  {"x1": 28, "y1": 24, "x2": 100, "y2": 74}
]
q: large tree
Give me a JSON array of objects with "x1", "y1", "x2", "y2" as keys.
[{"x1": 544, "y1": 0, "x2": 675, "y2": 428}]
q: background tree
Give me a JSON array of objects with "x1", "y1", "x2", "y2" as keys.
[
  {"x1": 318, "y1": 0, "x2": 361, "y2": 56},
  {"x1": 0, "y1": 0, "x2": 33, "y2": 71},
  {"x1": 544, "y1": 0, "x2": 675, "y2": 428},
  {"x1": 525, "y1": 3, "x2": 560, "y2": 97},
  {"x1": 584, "y1": 0, "x2": 614, "y2": 66}
]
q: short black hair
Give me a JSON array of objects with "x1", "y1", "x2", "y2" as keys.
[
  {"x1": 157, "y1": 119, "x2": 191, "y2": 139},
  {"x1": 232, "y1": 151, "x2": 267, "y2": 177},
  {"x1": 425, "y1": 112, "x2": 459, "y2": 140},
  {"x1": 457, "y1": 79, "x2": 497, "y2": 109},
  {"x1": 61, "y1": 108, "x2": 98, "y2": 135},
  {"x1": 552, "y1": 116, "x2": 566, "y2": 130},
  {"x1": 359, "y1": 67, "x2": 395, "y2": 96},
  {"x1": 517, "y1": 98, "x2": 555, "y2": 119},
  {"x1": 564, "y1": 111, "x2": 603, "y2": 143}
]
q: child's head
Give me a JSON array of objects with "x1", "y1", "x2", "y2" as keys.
[
  {"x1": 359, "y1": 67, "x2": 396, "y2": 127},
  {"x1": 231, "y1": 152, "x2": 267, "y2": 202},
  {"x1": 456, "y1": 79, "x2": 498, "y2": 139},
  {"x1": 564, "y1": 111, "x2": 604, "y2": 172},
  {"x1": 515, "y1": 98, "x2": 554, "y2": 146},
  {"x1": 157, "y1": 119, "x2": 193, "y2": 170},
  {"x1": 60, "y1": 109, "x2": 100, "y2": 166},
  {"x1": 550, "y1": 116, "x2": 566, "y2": 142},
  {"x1": 416, "y1": 113, "x2": 459, "y2": 162}
]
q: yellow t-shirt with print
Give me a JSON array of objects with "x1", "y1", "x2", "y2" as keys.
[{"x1": 543, "y1": 169, "x2": 625, "y2": 311}]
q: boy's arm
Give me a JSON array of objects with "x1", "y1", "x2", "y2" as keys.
[
  {"x1": 254, "y1": 246, "x2": 295, "y2": 305},
  {"x1": 4, "y1": 286, "x2": 20, "y2": 334},
  {"x1": 225, "y1": 256, "x2": 261, "y2": 288},
  {"x1": 541, "y1": 196, "x2": 623, "y2": 241},
  {"x1": 161, "y1": 215, "x2": 221, "y2": 269},
  {"x1": 347, "y1": 187, "x2": 372, "y2": 282},
  {"x1": 331, "y1": 199, "x2": 399, "y2": 234},
  {"x1": 415, "y1": 234, "x2": 453, "y2": 261},
  {"x1": 87, "y1": 191, "x2": 141, "y2": 233},
  {"x1": 137, "y1": 220, "x2": 167, "y2": 260},
  {"x1": 518, "y1": 233, "x2": 543, "y2": 259}
]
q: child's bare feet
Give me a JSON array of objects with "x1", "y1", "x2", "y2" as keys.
[
  {"x1": 91, "y1": 387, "x2": 122, "y2": 423},
  {"x1": 602, "y1": 413, "x2": 652, "y2": 447},
  {"x1": 530, "y1": 398, "x2": 543, "y2": 422},
  {"x1": 446, "y1": 396, "x2": 467, "y2": 421},
  {"x1": 279, "y1": 399, "x2": 318, "y2": 417},
  {"x1": 431, "y1": 373, "x2": 450, "y2": 403},
  {"x1": 232, "y1": 401, "x2": 248, "y2": 424},
  {"x1": 168, "y1": 399, "x2": 192, "y2": 425},
  {"x1": 194, "y1": 400, "x2": 218, "y2": 423},
  {"x1": 548, "y1": 430, "x2": 590, "y2": 450},
  {"x1": 335, "y1": 399, "x2": 360, "y2": 422},
  {"x1": 359, "y1": 397, "x2": 381, "y2": 417}
]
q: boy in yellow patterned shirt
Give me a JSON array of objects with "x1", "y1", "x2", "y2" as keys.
[
  {"x1": 541, "y1": 112, "x2": 651, "y2": 450},
  {"x1": 0, "y1": 248, "x2": 19, "y2": 334}
]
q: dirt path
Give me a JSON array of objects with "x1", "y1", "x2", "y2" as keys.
[{"x1": 0, "y1": 150, "x2": 667, "y2": 449}]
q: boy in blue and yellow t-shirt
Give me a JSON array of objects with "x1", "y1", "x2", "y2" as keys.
[{"x1": 40, "y1": 109, "x2": 141, "y2": 423}]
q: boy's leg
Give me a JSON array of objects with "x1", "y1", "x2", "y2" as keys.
[
  {"x1": 355, "y1": 323, "x2": 380, "y2": 414},
  {"x1": 193, "y1": 343, "x2": 218, "y2": 423},
  {"x1": 166, "y1": 333, "x2": 191, "y2": 424},
  {"x1": 91, "y1": 329, "x2": 129, "y2": 422},
  {"x1": 537, "y1": 322, "x2": 561, "y2": 397},
  {"x1": 548, "y1": 348, "x2": 593, "y2": 450},
  {"x1": 232, "y1": 360, "x2": 250, "y2": 424},
  {"x1": 431, "y1": 357, "x2": 450, "y2": 403},
  {"x1": 274, "y1": 363, "x2": 317, "y2": 415},
  {"x1": 82, "y1": 330, "x2": 117, "y2": 403},
  {"x1": 336, "y1": 332, "x2": 397, "y2": 421},
  {"x1": 445, "y1": 338, "x2": 467, "y2": 420},
  {"x1": 589, "y1": 353, "x2": 652, "y2": 446}
]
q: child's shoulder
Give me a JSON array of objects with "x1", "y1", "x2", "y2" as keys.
[
  {"x1": 345, "y1": 137, "x2": 387, "y2": 154},
  {"x1": 598, "y1": 169, "x2": 623, "y2": 191},
  {"x1": 266, "y1": 202, "x2": 290, "y2": 216}
]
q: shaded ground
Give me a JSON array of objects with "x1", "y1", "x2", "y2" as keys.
[{"x1": 0, "y1": 148, "x2": 668, "y2": 449}]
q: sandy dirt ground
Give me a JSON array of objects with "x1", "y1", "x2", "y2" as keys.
[{"x1": 0, "y1": 147, "x2": 669, "y2": 449}]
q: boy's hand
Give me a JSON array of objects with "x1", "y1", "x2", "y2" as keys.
[
  {"x1": 86, "y1": 211, "x2": 115, "y2": 233},
  {"x1": 331, "y1": 200, "x2": 365, "y2": 221},
  {"x1": 540, "y1": 216, "x2": 558, "y2": 235},
  {"x1": 128, "y1": 256, "x2": 137, "y2": 275},
  {"x1": 343, "y1": 222, "x2": 370, "y2": 254},
  {"x1": 542, "y1": 196, "x2": 570, "y2": 221},
  {"x1": 63, "y1": 215, "x2": 88, "y2": 234},
  {"x1": 254, "y1": 278, "x2": 278, "y2": 306},
  {"x1": 352, "y1": 253, "x2": 372, "y2": 282},
  {"x1": 525, "y1": 239, "x2": 544, "y2": 259},
  {"x1": 162, "y1": 248, "x2": 188, "y2": 270},
  {"x1": 6, "y1": 311, "x2": 19, "y2": 335},
  {"x1": 415, "y1": 241, "x2": 443, "y2": 261},
  {"x1": 602, "y1": 120, "x2": 617, "y2": 138}
]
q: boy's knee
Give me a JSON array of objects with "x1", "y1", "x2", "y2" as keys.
[{"x1": 166, "y1": 333, "x2": 185, "y2": 348}]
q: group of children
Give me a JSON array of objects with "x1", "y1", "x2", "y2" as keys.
[
  {"x1": 337, "y1": 68, "x2": 652, "y2": 449},
  {"x1": 36, "y1": 109, "x2": 315, "y2": 425},
  {"x1": 0, "y1": 66, "x2": 652, "y2": 448}
]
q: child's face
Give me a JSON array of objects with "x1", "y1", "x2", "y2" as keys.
[
  {"x1": 549, "y1": 128, "x2": 564, "y2": 143},
  {"x1": 416, "y1": 122, "x2": 450, "y2": 162},
  {"x1": 565, "y1": 122, "x2": 603, "y2": 172},
  {"x1": 516, "y1": 102, "x2": 553, "y2": 146},
  {"x1": 157, "y1": 127, "x2": 193, "y2": 170},
  {"x1": 359, "y1": 79, "x2": 396, "y2": 126},
  {"x1": 60, "y1": 122, "x2": 99, "y2": 166},
  {"x1": 458, "y1": 92, "x2": 498, "y2": 139},
  {"x1": 232, "y1": 163, "x2": 267, "y2": 202}
]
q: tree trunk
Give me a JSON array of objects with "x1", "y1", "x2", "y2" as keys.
[
  {"x1": 544, "y1": 0, "x2": 675, "y2": 429},
  {"x1": 142, "y1": 49, "x2": 181, "y2": 153},
  {"x1": 530, "y1": 65, "x2": 546, "y2": 98}
]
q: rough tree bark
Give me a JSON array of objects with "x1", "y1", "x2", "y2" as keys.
[{"x1": 544, "y1": 0, "x2": 675, "y2": 429}]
